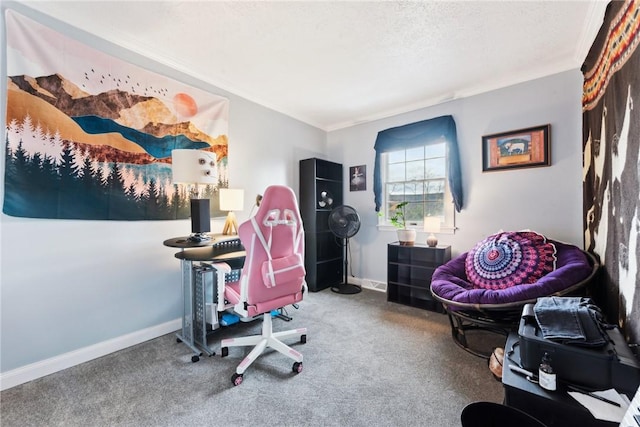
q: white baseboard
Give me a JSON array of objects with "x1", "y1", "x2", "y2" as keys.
[
  {"x1": 0, "y1": 318, "x2": 181, "y2": 391},
  {"x1": 350, "y1": 277, "x2": 387, "y2": 293}
]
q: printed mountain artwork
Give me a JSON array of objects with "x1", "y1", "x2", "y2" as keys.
[{"x1": 3, "y1": 10, "x2": 229, "y2": 220}]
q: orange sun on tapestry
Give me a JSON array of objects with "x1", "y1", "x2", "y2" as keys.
[{"x1": 173, "y1": 93, "x2": 198, "y2": 118}]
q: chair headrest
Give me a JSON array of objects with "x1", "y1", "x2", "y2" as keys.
[
  {"x1": 254, "y1": 185, "x2": 301, "y2": 226},
  {"x1": 260, "y1": 208, "x2": 298, "y2": 227}
]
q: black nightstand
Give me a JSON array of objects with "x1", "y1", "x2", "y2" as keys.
[{"x1": 387, "y1": 243, "x2": 451, "y2": 313}]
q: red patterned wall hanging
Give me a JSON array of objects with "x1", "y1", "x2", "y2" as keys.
[{"x1": 582, "y1": 0, "x2": 640, "y2": 343}]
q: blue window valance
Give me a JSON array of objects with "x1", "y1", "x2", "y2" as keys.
[{"x1": 373, "y1": 114, "x2": 463, "y2": 212}]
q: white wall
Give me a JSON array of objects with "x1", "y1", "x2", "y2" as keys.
[
  {"x1": 0, "y1": 2, "x2": 325, "y2": 388},
  {"x1": 328, "y1": 69, "x2": 584, "y2": 284}
]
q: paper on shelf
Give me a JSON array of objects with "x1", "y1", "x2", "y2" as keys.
[{"x1": 568, "y1": 388, "x2": 630, "y2": 423}]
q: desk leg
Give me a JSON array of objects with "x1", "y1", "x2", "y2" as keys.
[
  {"x1": 175, "y1": 259, "x2": 203, "y2": 362},
  {"x1": 193, "y1": 265, "x2": 215, "y2": 357}
]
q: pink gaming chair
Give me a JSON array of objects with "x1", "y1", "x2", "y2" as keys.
[{"x1": 220, "y1": 185, "x2": 307, "y2": 386}]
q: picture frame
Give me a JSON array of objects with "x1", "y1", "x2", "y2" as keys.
[
  {"x1": 349, "y1": 165, "x2": 366, "y2": 191},
  {"x1": 482, "y1": 124, "x2": 551, "y2": 172}
]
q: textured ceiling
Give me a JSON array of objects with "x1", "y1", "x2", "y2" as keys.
[{"x1": 18, "y1": 1, "x2": 609, "y2": 131}]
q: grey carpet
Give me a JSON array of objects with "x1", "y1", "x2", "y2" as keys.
[{"x1": 0, "y1": 288, "x2": 504, "y2": 426}]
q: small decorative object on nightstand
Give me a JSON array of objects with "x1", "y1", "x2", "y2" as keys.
[{"x1": 424, "y1": 216, "x2": 440, "y2": 247}]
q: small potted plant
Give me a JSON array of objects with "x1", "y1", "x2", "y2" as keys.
[{"x1": 389, "y1": 201, "x2": 416, "y2": 246}]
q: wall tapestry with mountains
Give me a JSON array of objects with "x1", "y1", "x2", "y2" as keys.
[{"x1": 3, "y1": 10, "x2": 229, "y2": 220}]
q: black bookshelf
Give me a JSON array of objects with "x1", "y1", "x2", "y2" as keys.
[{"x1": 299, "y1": 158, "x2": 343, "y2": 292}]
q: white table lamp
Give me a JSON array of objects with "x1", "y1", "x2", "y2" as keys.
[
  {"x1": 171, "y1": 149, "x2": 218, "y2": 242},
  {"x1": 424, "y1": 216, "x2": 440, "y2": 247},
  {"x1": 220, "y1": 188, "x2": 244, "y2": 235}
]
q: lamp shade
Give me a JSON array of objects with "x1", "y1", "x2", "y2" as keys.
[
  {"x1": 424, "y1": 216, "x2": 440, "y2": 247},
  {"x1": 219, "y1": 188, "x2": 244, "y2": 211},
  {"x1": 423, "y1": 216, "x2": 441, "y2": 233},
  {"x1": 171, "y1": 149, "x2": 217, "y2": 185}
]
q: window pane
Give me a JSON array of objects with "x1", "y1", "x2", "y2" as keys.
[
  {"x1": 426, "y1": 142, "x2": 445, "y2": 158},
  {"x1": 426, "y1": 181, "x2": 444, "y2": 200},
  {"x1": 388, "y1": 163, "x2": 405, "y2": 182},
  {"x1": 406, "y1": 160, "x2": 424, "y2": 180},
  {"x1": 406, "y1": 146, "x2": 423, "y2": 161},
  {"x1": 388, "y1": 150, "x2": 405, "y2": 163},
  {"x1": 424, "y1": 201, "x2": 443, "y2": 217},
  {"x1": 387, "y1": 183, "x2": 404, "y2": 202},
  {"x1": 425, "y1": 159, "x2": 445, "y2": 178},
  {"x1": 426, "y1": 191, "x2": 444, "y2": 203},
  {"x1": 404, "y1": 182, "x2": 422, "y2": 200},
  {"x1": 405, "y1": 202, "x2": 424, "y2": 223},
  {"x1": 426, "y1": 180, "x2": 445, "y2": 195}
]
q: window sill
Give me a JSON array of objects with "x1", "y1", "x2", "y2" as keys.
[{"x1": 377, "y1": 224, "x2": 456, "y2": 235}]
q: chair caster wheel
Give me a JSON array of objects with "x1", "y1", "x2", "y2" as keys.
[
  {"x1": 191, "y1": 355, "x2": 200, "y2": 363},
  {"x1": 292, "y1": 361, "x2": 303, "y2": 373},
  {"x1": 221, "y1": 347, "x2": 228, "y2": 357},
  {"x1": 232, "y1": 373, "x2": 243, "y2": 386},
  {"x1": 300, "y1": 334, "x2": 307, "y2": 344}
]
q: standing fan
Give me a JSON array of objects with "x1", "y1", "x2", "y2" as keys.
[{"x1": 328, "y1": 205, "x2": 362, "y2": 294}]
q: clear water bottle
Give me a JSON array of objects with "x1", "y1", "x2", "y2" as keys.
[{"x1": 538, "y1": 352, "x2": 556, "y2": 391}]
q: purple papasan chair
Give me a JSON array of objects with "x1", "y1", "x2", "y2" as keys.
[{"x1": 430, "y1": 231, "x2": 599, "y2": 358}]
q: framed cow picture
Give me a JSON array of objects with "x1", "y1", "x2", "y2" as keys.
[{"x1": 482, "y1": 124, "x2": 551, "y2": 172}]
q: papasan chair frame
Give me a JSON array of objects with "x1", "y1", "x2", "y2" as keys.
[{"x1": 430, "y1": 239, "x2": 599, "y2": 358}]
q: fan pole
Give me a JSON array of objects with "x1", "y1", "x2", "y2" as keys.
[{"x1": 331, "y1": 237, "x2": 362, "y2": 295}]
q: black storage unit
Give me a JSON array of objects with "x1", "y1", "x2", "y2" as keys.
[
  {"x1": 503, "y1": 333, "x2": 620, "y2": 427},
  {"x1": 518, "y1": 304, "x2": 640, "y2": 395},
  {"x1": 387, "y1": 243, "x2": 451, "y2": 312},
  {"x1": 299, "y1": 158, "x2": 344, "y2": 292}
]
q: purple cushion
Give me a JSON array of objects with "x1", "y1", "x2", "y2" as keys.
[
  {"x1": 465, "y1": 231, "x2": 557, "y2": 290},
  {"x1": 431, "y1": 240, "x2": 594, "y2": 307}
]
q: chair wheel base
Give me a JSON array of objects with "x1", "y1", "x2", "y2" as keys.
[{"x1": 231, "y1": 373, "x2": 243, "y2": 386}]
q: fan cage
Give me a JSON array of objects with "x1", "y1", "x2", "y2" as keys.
[{"x1": 328, "y1": 205, "x2": 360, "y2": 239}]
